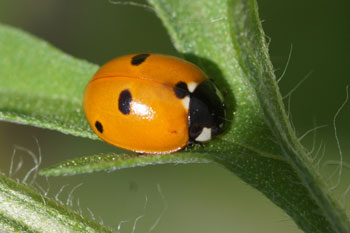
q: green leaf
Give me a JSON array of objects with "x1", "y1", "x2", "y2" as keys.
[
  {"x1": 1, "y1": 0, "x2": 350, "y2": 232},
  {"x1": 0, "y1": 23, "x2": 98, "y2": 140},
  {"x1": 0, "y1": 173, "x2": 112, "y2": 233},
  {"x1": 39, "y1": 152, "x2": 212, "y2": 176},
  {"x1": 147, "y1": 0, "x2": 350, "y2": 232}
]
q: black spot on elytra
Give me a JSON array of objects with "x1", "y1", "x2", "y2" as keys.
[
  {"x1": 119, "y1": 89, "x2": 132, "y2": 114},
  {"x1": 95, "y1": 121, "x2": 103, "y2": 133},
  {"x1": 131, "y1": 54, "x2": 150, "y2": 65},
  {"x1": 174, "y1": 82, "x2": 189, "y2": 99}
]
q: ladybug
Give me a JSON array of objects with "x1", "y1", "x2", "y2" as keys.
[{"x1": 83, "y1": 53, "x2": 225, "y2": 154}]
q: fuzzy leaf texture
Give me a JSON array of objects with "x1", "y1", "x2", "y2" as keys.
[
  {"x1": 0, "y1": 0, "x2": 349, "y2": 233},
  {"x1": 40, "y1": 153, "x2": 212, "y2": 176},
  {"x1": 0, "y1": 173, "x2": 112, "y2": 233},
  {"x1": 0, "y1": 24, "x2": 98, "y2": 139},
  {"x1": 146, "y1": 0, "x2": 350, "y2": 232}
]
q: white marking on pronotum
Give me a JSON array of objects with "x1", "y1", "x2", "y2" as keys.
[
  {"x1": 187, "y1": 82, "x2": 198, "y2": 93},
  {"x1": 195, "y1": 127, "x2": 212, "y2": 142},
  {"x1": 182, "y1": 96, "x2": 190, "y2": 110}
]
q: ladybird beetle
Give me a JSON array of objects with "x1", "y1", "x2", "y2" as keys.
[{"x1": 83, "y1": 53, "x2": 225, "y2": 154}]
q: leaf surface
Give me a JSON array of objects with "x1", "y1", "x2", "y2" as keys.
[
  {"x1": 0, "y1": 23, "x2": 98, "y2": 139},
  {"x1": 0, "y1": 173, "x2": 112, "y2": 233},
  {"x1": 146, "y1": 0, "x2": 350, "y2": 232}
]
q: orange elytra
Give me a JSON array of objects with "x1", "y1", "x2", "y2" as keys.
[{"x1": 83, "y1": 53, "x2": 225, "y2": 154}]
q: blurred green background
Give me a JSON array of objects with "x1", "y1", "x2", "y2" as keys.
[{"x1": 0, "y1": 0, "x2": 349, "y2": 232}]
